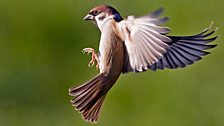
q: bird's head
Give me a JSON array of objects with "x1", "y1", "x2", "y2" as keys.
[{"x1": 83, "y1": 5, "x2": 122, "y2": 29}]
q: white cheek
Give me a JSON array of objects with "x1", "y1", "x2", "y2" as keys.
[
  {"x1": 95, "y1": 13, "x2": 107, "y2": 29},
  {"x1": 95, "y1": 17, "x2": 103, "y2": 27}
]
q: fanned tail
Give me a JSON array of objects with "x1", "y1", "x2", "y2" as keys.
[{"x1": 69, "y1": 73, "x2": 108, "y2": 123}]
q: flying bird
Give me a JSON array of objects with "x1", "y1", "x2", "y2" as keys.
[{"x1": 69, "y1": 5, "x2": 218, "y2": 123}]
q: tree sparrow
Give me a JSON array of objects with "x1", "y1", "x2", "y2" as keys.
[{"x1": 69, "y1": 5, "x2": 217, "y2": 123}]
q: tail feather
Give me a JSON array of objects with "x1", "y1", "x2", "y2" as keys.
[
  {"x1": 83, "y1": 95, "x2": 106, "y2": 123},
  {"x1": 69, "y1": 74, "x2": 102, "y2": 96},
  {"x1": 74, "y1": 84, "x2": 98, "y2": 107},
  {"x1": 69, "y1": 73, "x2": 109, "y2": 123}
]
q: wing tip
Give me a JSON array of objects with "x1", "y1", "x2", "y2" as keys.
[{"x1": 149, "y1": 7, "x2": 165, "y2": 17}]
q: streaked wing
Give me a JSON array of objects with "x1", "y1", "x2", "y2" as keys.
[
  {"x1": 116, "y1": 8, "x2": 172, "y2": 72},
  {"x1": 149, "y1": 25, "x2": 218, "y2": 71}
]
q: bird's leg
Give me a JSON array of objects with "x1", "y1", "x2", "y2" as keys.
[{"x1": 82, "y1": 48, "x2": 99, "y2": 69}]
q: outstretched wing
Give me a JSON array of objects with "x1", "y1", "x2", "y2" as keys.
[
  {"x1": 148, "y1": 26, "x2": 218, "y2": 71},
  {"x1": 115, "y1": 8, "x2": 172, "y2": 72}
]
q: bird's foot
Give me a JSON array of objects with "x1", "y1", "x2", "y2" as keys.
[{"x1": 82, "y1": 48, "x2": 99, "y2": 69}]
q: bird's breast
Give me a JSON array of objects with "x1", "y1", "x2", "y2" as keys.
[{"x1": 99, "y1": 25, "x2": 124, "y2": 77}]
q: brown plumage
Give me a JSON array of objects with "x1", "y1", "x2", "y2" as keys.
[
  {"x1": 69, "y1": 5, "x2": 218, "y2": 123},
  {"x1": 69, "y1": 20, "x2": 124, "y2": 123}
]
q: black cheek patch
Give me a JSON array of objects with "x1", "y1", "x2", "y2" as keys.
[{"x1": 98, "y1": 16, "x2": 106, "y2": 21}]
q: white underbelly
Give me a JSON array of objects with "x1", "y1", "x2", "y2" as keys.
[
  {"x1": 97, "y1": 20, "x2": 120, "y2": 73},
  {"x1": 99, "y1": 33, "x2": 111, "y2": 73}
]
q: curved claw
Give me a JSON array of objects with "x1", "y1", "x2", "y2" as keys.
[
  {"x1": 82, "y1": 48, "x2": 99, "y2": 69},
  {"x1": 95, "y1": 64, "x2": 99, "y2": 70},
  {"x1": 88, "y1": 59, "x2": 95, "y2": 67},
  {"x1": 82, "y1": 49, "x2": 90, "y2": 54},
  {"x1": 82, "y1": 49, "x2": 86, "y2": 54}
]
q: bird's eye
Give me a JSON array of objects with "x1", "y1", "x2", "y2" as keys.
[
  {"x1": 95, "y1": 11, "x2": 101, "y2": 15},
  {"x1": 90, "y1": 10, "x2": 101, "y2": 16}
]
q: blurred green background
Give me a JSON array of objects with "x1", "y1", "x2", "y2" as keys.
[{"x1": 0, "y1": 0, "x2": 223, "y2": 126}]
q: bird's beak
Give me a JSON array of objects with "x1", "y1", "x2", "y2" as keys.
[{"x1": 83, "y1": 14, "x2": 94, "y2": 21}]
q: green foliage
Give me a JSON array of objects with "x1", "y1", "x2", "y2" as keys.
[{"x1": 0, "y1": 0, "x2": 223, "y2": 126}]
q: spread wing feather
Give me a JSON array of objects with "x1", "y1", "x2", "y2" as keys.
[
  {"x1": 149, "y1": 27, "x2": 217, "y2": 71},
  {"x1": 115, "y1": 8, "x2": 217, "y2": 73},
  {"x1": 116, "y1": 8, "x2": 172, "y2": 72}
]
